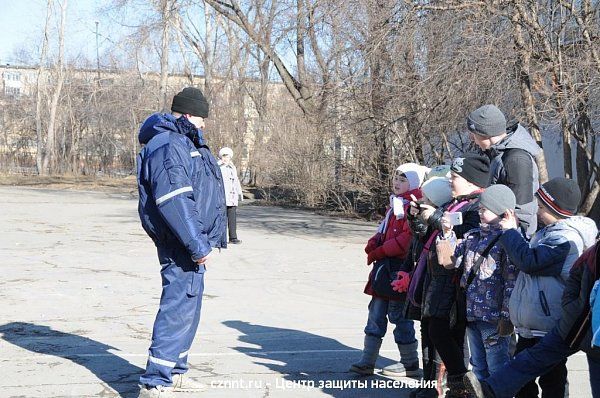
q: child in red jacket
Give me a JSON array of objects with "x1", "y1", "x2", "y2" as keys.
[{"x1": 350, "y1": 163, "x2": 428, "y2": 377}]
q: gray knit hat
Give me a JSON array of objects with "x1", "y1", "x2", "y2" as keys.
[
  {"x1": 421, "y1": 177, "x2": 452, "y2": 207},
  {"x1": 467, "y1": 105, "x2": 507, "y2": 137},
  {"x1": 480, "y1": 184, "x2": 516, "y2": 216}
]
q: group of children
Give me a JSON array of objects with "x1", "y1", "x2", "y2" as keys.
[{"x1": 351, "y1": 106, "x2": 600, "y2": 398}]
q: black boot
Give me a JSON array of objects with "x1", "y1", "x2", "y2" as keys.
[
  {"x1": 463, "y1": 371, "x2": 495, "y2": 398},
  {"x1": 445, "y1": 374, "x2": 473, "y2": 398},
  {"x1": 409, "y1": 347, "x2": 441, "y2": 398},
  {"x1": 409, "y1": 387, "x2": 439, "y2": 398}
]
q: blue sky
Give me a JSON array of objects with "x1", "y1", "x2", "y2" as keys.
[
  {"x1": 0, "y1": 0, "x2": 123, "y2": 66},
  {"x1": 0, "y1": 0, "x2": 201, "y2": 73},
  {"x1": 0, "y1": 0, "x2": 284, "y2": 77}
]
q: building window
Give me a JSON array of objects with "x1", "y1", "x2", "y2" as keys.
[
  {"x1": 5, "y1": 86, "x2": 21, "y2": 96},
  {"x1": 4, "y1": 72, "x2": 21, "y2": 82},
  {"x1": 342, "y1": 145, "x2": 354, "y2": 162}
]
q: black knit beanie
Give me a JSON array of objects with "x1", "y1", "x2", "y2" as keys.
[
  {"x1": 536, "y1": 177, "x2": 581, "y2": 217},
  {"x1": 171, "y1": 87, "x2": 209, "y2": 118},
  {"x1": 451, "y1": 155, "x2": 490, "y2": 188}
]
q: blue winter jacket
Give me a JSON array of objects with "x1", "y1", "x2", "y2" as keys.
[
  {"x1": 501, "y1": 216, "x2": 597, "y2": 337},
  {"x1": 592, "y1": 280, "x2": 600, "y2": 347},
  {"x1": 455, "y1": 224, "x2": 518, "y2": 324},
  {"x1": 136, "y1": 113, "x2": 227, "y2": 267}
]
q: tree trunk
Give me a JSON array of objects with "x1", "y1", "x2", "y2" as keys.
[
  {"x1": 296, "y1": 0, "x2": 307, "y2": 86},
  {"x1": 560, "y1": 114, "x2": 573, "y2": 179},
  {"x1": 511, "y1": 9, "x2": 549, "y2": 183},
  {"x1": 367, "y1": 0, "x2": 394, "y2": 204},
  {"x1": 204, "y1": 0, "x2": 316, "y2": 116},
  {"x1": 36, "y1": 0, "x2": 52, "y2": 175},
  {"x1": 574, "y1": 101, "x2": 592, "y2": 195},
  {"x1": 203, "y1": 5, "x2": 215, "y2": 98},
  {"x1": 158, "y1": 0, "x2": 171, "y2": 111},
  {"x1": 42, "y1": 0, "x2": 68, "y2": 174},
  {"x1": 582, "y1": 181, "x2": 600, "y2": 218}
]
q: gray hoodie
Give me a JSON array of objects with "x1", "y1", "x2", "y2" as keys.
[
  {"x1": 507, "y1": 216, "x2": 598, "y2": 337},
  {"x1": 486, "y1": 124, "x2": 541, "y2": 237}
]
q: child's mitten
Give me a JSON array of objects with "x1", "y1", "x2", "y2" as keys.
[{"x1": 391, "y1": 271, "x2": 410, "y2": 292}]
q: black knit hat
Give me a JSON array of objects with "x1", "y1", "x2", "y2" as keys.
[
  {"x1": 171, "y1": 87, "x2": 209, "y2": 118},
  {"x1": 536, "y1": 177, "x2": 581, "y2": 218},
  {"x1": 451, "y1": 155, "x2": 490, "y2": 188}
]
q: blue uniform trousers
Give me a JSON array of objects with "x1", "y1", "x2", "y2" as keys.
[
  {"x1": 485, "y1": 327, "x2": 600, "y2": 398},
  {"x1": 140, "y1": 251, "x2": 205, "y2": 387}
]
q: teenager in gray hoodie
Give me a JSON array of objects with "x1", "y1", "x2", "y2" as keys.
[{"x1": 467, "y1": 105, "x2": 541, "y2": 238}]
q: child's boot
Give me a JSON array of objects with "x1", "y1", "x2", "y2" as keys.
[
  {"x1": 445, "y1": 373, "x2": 474, "y2": 398},
  {"x1": 409, "y1": 347, "x2": 441, "y2": 398},
  {"x1": 463, "y1": 371, "x2": 495, "y2": 398},
  {"x1": 349, "y1": 335, "x2": 382, "y2": 375},
  {"x1": 382, "y1": 341, "x2": 422, "y2": 377}
]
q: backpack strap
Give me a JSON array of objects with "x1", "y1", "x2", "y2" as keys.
[
  {"x1": 448, "y1": 199, "x2": 470, "y2": 213},
  {"x1": 465, "y1": 234, "x2": 502, "y2": 287},
  {"x1": 423, "y1": 230, "x2": 440, "y2": 251}
]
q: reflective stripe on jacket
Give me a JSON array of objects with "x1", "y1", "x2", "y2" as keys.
[{"x1": 137, "y1": 113, "x2": 227, "y2": 264}]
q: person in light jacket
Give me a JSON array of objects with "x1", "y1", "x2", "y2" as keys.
[
  {"x1": 465, "y1": 242, "x2": 600, "y2": 398},
  {"x1": 465, "y1": 177, "x2": 597, "y2": 398},
  {"x1": 218, "y1": 147, "x2": 244, "y2": 244}
]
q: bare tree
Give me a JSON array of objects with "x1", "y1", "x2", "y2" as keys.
[
  {"x1": 158, "y1": 0, "x2": 175, "y2": 110},
  {"x1": 3, "y1": 0, "x2": 600, "y2": 218},
  {"x1": 204, "y1": 0, "x2": 318, "y2": 116},
  {"x1": 35, "y1": 0, "x2": 53, "y2": 174},
  {"x1": 511, "y1": 1, "x2": 548, "y2": 182},
  {"x1": 42, "y1": 0, "x2": 68, "y2": 174}
]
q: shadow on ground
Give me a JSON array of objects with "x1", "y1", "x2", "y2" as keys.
[
  {"x1": 0, "y1": 322, "x2": 142, "y2": 397},
  {"x1": 237, "y1": 205, "x2": 375, "y2": 240},
  {"x1": 223, "y1": 320, "x2": 416, "y2": 397}
]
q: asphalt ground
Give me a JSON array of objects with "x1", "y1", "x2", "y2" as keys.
[{"x1": 0, "y1": 187, "x2": 593, "y2": 397}]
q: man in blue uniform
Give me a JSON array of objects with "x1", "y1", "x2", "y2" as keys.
[{"x1": 136, "y1": 87, "x2": 227, "y2": 397}]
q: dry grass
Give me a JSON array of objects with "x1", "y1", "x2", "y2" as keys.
[
  {"x1": 0, "y1": 174, "x2": 375, "y2": 221},
  {"x1": 0, "y1": 174, "x2": 138, "y2": 195}
]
